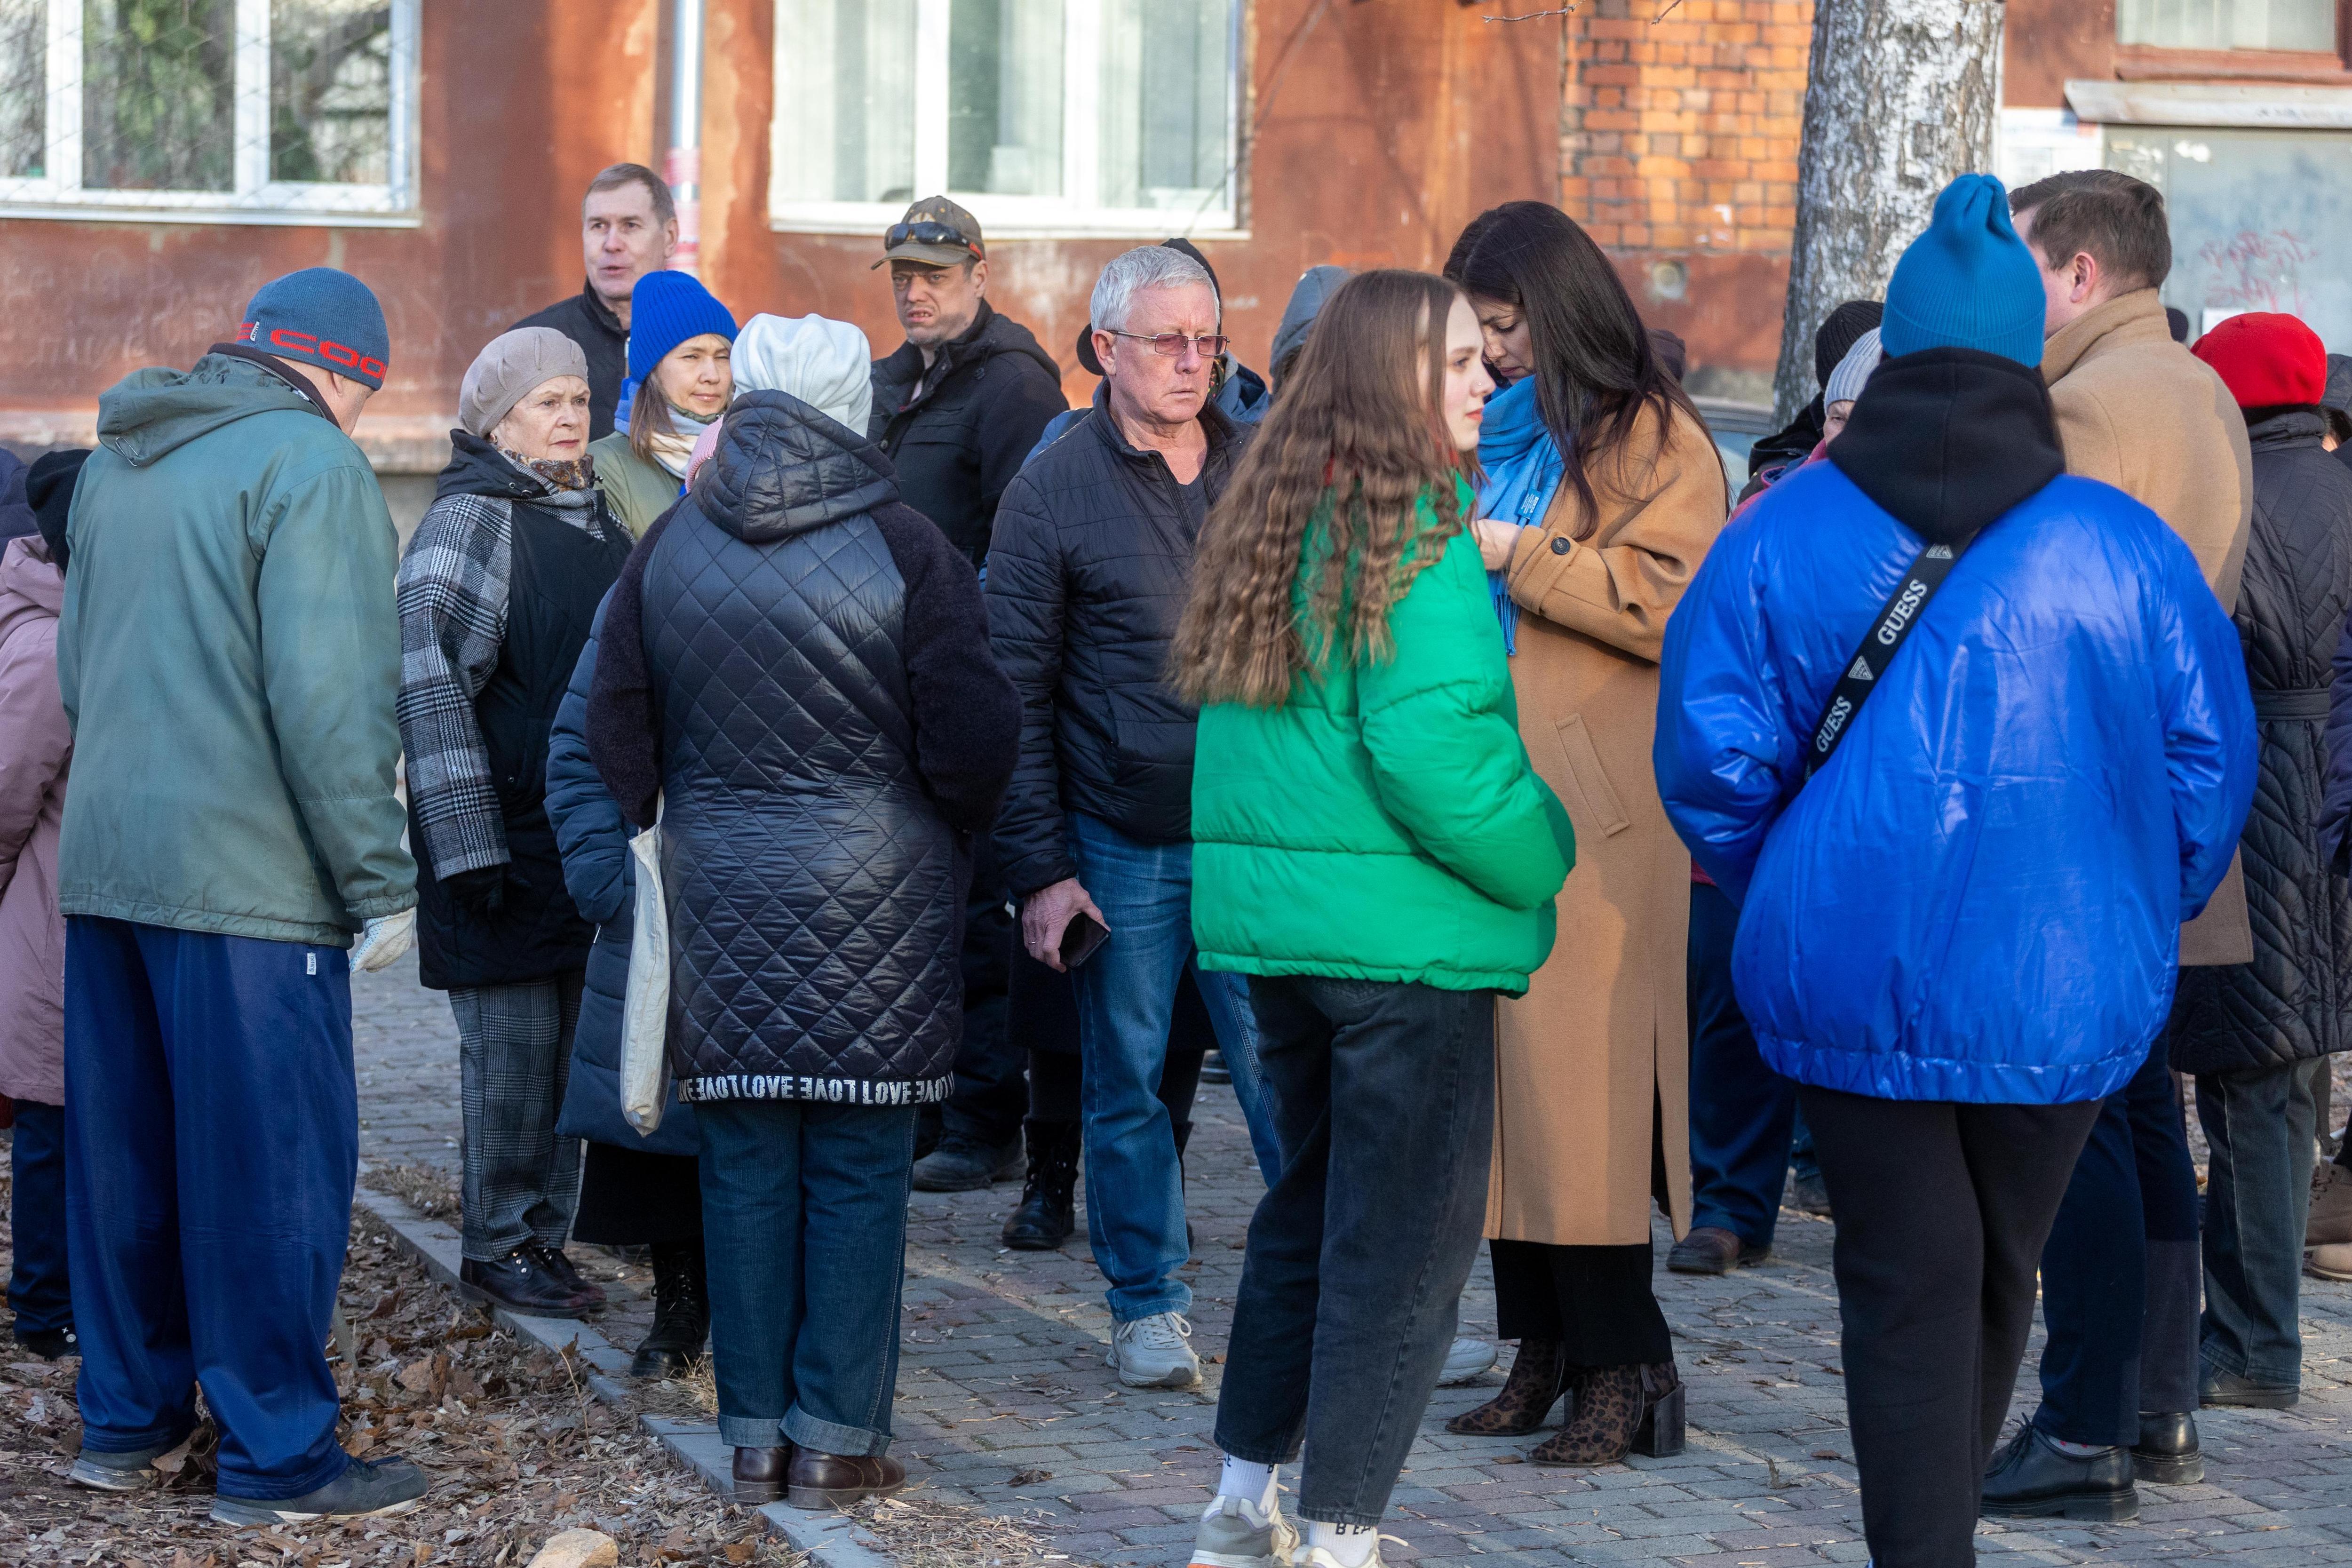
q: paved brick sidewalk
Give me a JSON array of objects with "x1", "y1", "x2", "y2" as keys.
[{"x1": 351, "y1": 955, "x2": 2352, "y2": 1566}]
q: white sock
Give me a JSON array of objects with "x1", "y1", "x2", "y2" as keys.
[
  {"x1": 1216, "y1": 1454, "x2": 1278, "y2": 1513},
  {"x1": 1306, "y1": 1522, "x2": 1378, "y2": 1567}
]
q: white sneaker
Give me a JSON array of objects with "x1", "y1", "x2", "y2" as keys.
[
  {"x1": 1107, "y1": 1310, "x2": 1200, "y2": 1388},
  {"x1": 1293, "y1": 1542, "x2": 1390, "y2": 1568},
  {"x1": 1438, "y1": 1336, "x2": 1497, "y2": 1386},
  {"x1": 1187, "y1": 1492, "x2": 1299, "y2": 1568}
]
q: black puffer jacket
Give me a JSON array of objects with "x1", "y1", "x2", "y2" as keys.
[
  {"x1": 870, "y1": 300, "x2": 1067, "y2": 565},
  {"x1": 586, "y1": 392, "x2": 1019, "y2": 1104},
  {"x1": 2172, "y1": 408, "x2": 2352, "y2": 1075},
  {"x1": 985, "y1": 388, "x2": 1246, "y2": 897}
]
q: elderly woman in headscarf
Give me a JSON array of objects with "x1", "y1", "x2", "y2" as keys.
[
  {"x1": 396, "y1": 326, "x2": 635, "y2": 1320},
  {"x1": 588, "y1": 313, "x2": 1017, "y2": 1510}
]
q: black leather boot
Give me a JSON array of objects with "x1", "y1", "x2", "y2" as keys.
[
  {"x1": 630, "y1": 1240, "x2": 710, "y2": 1378},
  {"x1": 1001, "y1": 1119, "x2": 1080, "y2": 1250},
  {"x1": 2132, "y1": 1410, "x2": 2203, "y2": 1484},
  {"x1": 1981, "y1": 1426, "x2": 2139, "y2": 1521}
]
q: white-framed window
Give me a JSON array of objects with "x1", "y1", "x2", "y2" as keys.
[
  {"x1": 2117, "y1": 0, "x2": 2338, "y2": 52},
  {"x1": 770, "y1": 0, "x2": 1243, "y2": 239},
  {"x1": 0, "y1": 0, "x2": 420, "y2": 225}
]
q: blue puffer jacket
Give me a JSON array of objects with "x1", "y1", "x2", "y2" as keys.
[
  {"x1": 546, "y1": 599, "x2": 698, "y2": 1155},
  {"x1": 1657, "y1": 348, "x2": 2257, "y2": 1105}
]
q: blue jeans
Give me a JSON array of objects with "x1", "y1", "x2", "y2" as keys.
[
  {"x1": 2197, "y1": 1057, "x2": 2326, "y2": 1391},
  {"x1": 1066, "y1": 812, "x2": 1279, "y2": 1323},
  {"x1": 8, "y1": 1099, "x2": 71, "y2": 1338},
  {"x1": 1686, "y1": 882, "x2": 1797, "y2": 1248},
  {"x1": 697, "y1": 1098, "x2": 914, "y2": 1456},
  {"x1": 65, "y1": 917, "x2": 357, "y2": 1500},
  {"x1": 1216, "y1": 976, "x2": 1494, "y2": 1525},
  {"x1": 2033, "y1": 1039, "x2": 2202, "y2": 1443}
]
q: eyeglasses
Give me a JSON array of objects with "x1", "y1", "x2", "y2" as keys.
[
  {"x1": 884, "y1": 219, "x2": 982, "y2": 259},
  {"x1": 1104, "y1": 329, "x2": 1229, "y2": 359}
]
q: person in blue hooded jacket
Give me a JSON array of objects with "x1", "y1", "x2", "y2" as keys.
[{"x1": 1655, "y1": 175, "x2": 2256, "y2": 1568}]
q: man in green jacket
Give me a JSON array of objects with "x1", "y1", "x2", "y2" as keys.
[{"x1": 55, "y1": 268, "x2": 425, "y2": 1526}]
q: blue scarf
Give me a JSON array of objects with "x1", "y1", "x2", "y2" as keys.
[{"x1": 1475, "y1": 378, "x2": 1565, "y2": 656}]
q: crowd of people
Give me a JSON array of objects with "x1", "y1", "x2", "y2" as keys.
[{"x1": 4, "y1": 155, "x2": 2352, "y2": 1568}]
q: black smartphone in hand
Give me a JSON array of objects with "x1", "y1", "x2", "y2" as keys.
[{"x1": 1060, "y1": 911, "x2": 1110, "y2": 969}]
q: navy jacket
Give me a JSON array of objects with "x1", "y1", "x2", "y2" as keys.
[
  {"x1": 547, "y1": 600, "x2": 697, "y2": 1155},
  {"x1": 1657, "y1": 349, "x2": 2256, "y2": 1105}
]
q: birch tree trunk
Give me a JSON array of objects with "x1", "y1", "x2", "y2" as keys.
[{"x1": 1773, "y1": 0, "x2": 2006, "y2": 422}]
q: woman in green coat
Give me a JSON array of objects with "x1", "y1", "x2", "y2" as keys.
[
  {"x1": 588, "y1": 270, "x2": 736, "y2": 536},
  {"x1": 1170, "y1": 270, "x2": 1574, "y2": 1568}
]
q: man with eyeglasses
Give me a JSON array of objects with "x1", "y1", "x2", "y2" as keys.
[
  {"x1": 868, "y1": 198, "x2": 1069, "y2": 1200},
  {"x1": 986, "y1": 244, "x2": 1283, "y2": 1392}
]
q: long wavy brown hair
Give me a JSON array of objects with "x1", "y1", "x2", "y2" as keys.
[{"x1": 1172, "y1": 270, "x2": 1474, "y2": 709}]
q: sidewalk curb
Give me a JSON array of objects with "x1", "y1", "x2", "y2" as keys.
[{"x1": 353, "y1": 1178, "x2": 896, "y2": 1568}]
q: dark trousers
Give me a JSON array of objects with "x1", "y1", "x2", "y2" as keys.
[
  {"x1": 2033, "y1": 1041, "x2": 2202, "y2": 1443},
  {"x1": 8, "y1": 1099, "x2": 71, "y2": 1337},
  {"x1": 572, "y1": 1142, "x2": 704, "y2": 1247},
  {"x1": 2198, "y1": 1057, "x2": 2326, "y2": 1390},
  {"x1": 1216, "y1": 976, "x2": 1494, "y2": 1527},
  {"x1": 1489, "y1": 1240, "x2": 1672, "y2": 1366},
  {"x1": 1686, "y1": 883, "x2": 1797, "y2": 1248},
  {"x1": 1801, "y1": 1084, "x2": 2099, "y2": 1568},
  {"x1": 65, "y1": 917, "x2": 357, "y2": 1500},
  {"x1": 698, "y1": 1098, "x2": 914, "y2": 1457},
  {"x1": 943, "y1": 835, "x2": 1025, "y2": 1147}
]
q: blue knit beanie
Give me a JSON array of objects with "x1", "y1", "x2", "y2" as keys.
[
  {"x1": 626, "y1": 271, "x2": 738, "y2": 381},
  {"x1": 1881, "y1": 175, "x2": 2047, "y2": 369},
  {"x1": 238, "y1": 267, "x2": 390, "y2": 388}
]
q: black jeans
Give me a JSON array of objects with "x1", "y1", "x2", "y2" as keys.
[
  {"x1": 1800, "y1": 1085, "x2": 2100, "y2": 1568},
  {"x1": 943, "y1": 835, "x2": 1025, "y2": 1147},
  {"x1": 1215, "y1": 976, "x2": 1494, "y2": 1527},
  {"x1": 2033, "y1": 1041, "x2": 2201, "y2": 1443},
  {"x1": 8, "y1": 1099, "x2": 71, "y2": 1338},
  {"x1": 2198, "y1": 1057, "x2": 2327, "y2": 1390}
]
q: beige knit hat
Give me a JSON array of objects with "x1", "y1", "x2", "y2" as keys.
[{"x1": 459, "y1": 327, "x2": 590, "y2": 437}]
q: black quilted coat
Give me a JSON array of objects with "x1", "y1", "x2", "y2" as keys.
[
  {"x1": 984, "y1": 386, "x2": 1246, "y2": 897},
  {"x1": 586, "y1": 391, "x2": 1019, "y2": 1106},
  {"x1": 2170, "y1": 408, "x2": 2352, "y2": 1076}
]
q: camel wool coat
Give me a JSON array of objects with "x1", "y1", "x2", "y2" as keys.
[
  {"x1": 1488, "y1": 402, "x2": 1728, "y2": 1246},
  {"x1": 2042, "y1": 287, "x2": 2256, "y2": 965}
]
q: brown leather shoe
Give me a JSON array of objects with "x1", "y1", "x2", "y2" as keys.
[
  {"x1": 1445, "y1": 1338, "x2": 1570, "y2": 1435},
  {"x1": 1666, "y1": 1226, "x2": 1768, "y2": 1275},
  {"x1": 732, "y1": 1445, "x2": 791, "y2": 1506},
  {"x1": 787, "y1": 1448, "x2": 908, "y2": 1510}
]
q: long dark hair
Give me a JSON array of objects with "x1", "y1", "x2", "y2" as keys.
[
  {"x1": 1172, "y1": 270, "x2": 1472, "y2": 708},
  {"x1": 1458, "y1": 201, "x2": 1702, "y2": 534}
]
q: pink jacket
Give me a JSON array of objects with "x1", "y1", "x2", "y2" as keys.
[{"x1": 0, "y1": 536, "x2": 69, "y2": 1105}]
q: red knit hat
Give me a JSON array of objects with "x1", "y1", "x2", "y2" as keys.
[{"x1": 2191, "y1": 311, "x2": 2327, "y2": 409}]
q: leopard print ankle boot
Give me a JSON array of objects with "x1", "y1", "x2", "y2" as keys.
[
  {"x1": 1444, "y1": 1338, "x2": 1569, "y2": 1436},
  {"x1": 1529, "y1": 1360, "x2": 1684, "y2": 1466}
]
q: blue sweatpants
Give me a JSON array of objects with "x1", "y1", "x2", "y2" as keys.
[{"x1": 65, "y1": 916, "x2": 358, "y2": 1500}]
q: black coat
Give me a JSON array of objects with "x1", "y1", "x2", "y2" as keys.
[
  {"x1": 409, "y1": 436, "x2": 632, "y2": 990},
  {"x1": 514, "y1": 282, "x2": 630, "y2": 441},
  {"x1": 869, "y1": 301, "x2": 1067, "y2": 565},
  {"x1": 2173, "y1": 408, "x2": 2352, "y2": 1075},
  {"x1": 588, "y1": 392, "x2": 1019, "y2": 1104},
  {"x1": 984, "y1": 387, "x2": 1245, "y2": 898}
]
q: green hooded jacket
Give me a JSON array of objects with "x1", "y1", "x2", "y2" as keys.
[
  {"x1": 57, "y1": 353, "x2": 416, "y2": 947},
  {"x1": 1190, "y1": 483, "x2": 1574, "y2": 994}
]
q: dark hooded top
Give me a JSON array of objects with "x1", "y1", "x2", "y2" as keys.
[
  {"x1": 587, "y1": 391, "x2": 1018, "y2": 1103},
  {"x1": 869, "y1": 299, "x2": 1068, "y2": 566}
]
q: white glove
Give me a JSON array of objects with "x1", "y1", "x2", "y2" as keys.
[{"x1": 349, "y1": 907, "x2": 417, "y2": 973}]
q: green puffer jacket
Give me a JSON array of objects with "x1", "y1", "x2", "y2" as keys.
[
  {"x1": 1191, "y1": 483, "x2": 1575, "y2": 994},
  {"x1": 57, "y1": 353, "x2": 416, "y2": 947}
]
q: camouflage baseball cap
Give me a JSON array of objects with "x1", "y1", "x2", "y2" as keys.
[{"x1": 874, "y1": 196, "x2": 985, "y2": 270}]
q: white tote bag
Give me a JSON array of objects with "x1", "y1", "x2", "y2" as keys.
[{"x1": 620, "y1": 812, "x2": 672, "y2": 1136}]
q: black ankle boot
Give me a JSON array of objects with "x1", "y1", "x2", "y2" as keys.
[
  {"x1": 1001, "y1": 1120, "x2": 1080, "y2": 1250},
  {"x1": 630, "y1": 1240, "x2": 709, "y2": 1378}
]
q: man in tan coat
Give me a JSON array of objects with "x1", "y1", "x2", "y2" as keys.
[{"x1": 1986, "y1": 170, "x2": 2255, "y2": 1518}]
